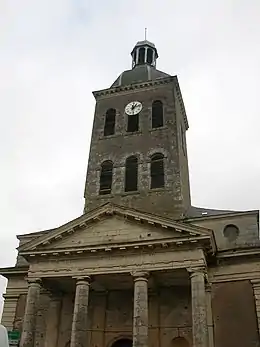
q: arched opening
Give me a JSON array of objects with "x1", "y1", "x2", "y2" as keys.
[
  {"x1": 111, "y1": 338, "x2": 132, "y2": 347},
  {"x1": 99, "y1": 160, "x2": 113, "y2": 195},
  {"x1": 150, "y1": 153, "x2": 165, "y2": 189},
  {"x1": 138, "y1": 47, "x2": 145, "y2": 64},
  {"x1": 223, "y1": 224, "x2": 239, "y2": 241},
  {"x1": 127, "y1": 114, "x2": 139, "y2": 132},
  {"x1": 104, "y1": 108, "x2": 116, "y2": 136},
  {"x1": 152, "y1": 100, "x2": 164, "y2": 128},
  {"x1": 172, "y1": 337, "x2": 190, "y2": 347},
  {"x1": 147, "y1": 48, "x2": 153, "y2": 64},
  {"x1": 125, "y1": 155, "x2": 138, "y2": 192}
]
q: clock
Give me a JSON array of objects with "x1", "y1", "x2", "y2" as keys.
[{"x1": 125, "y1": 101, "x2": 142, "y2": 115}]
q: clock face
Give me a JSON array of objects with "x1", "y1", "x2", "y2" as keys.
[{"x1": 125, "y1": 101, "x2": 142, "y2": 115}]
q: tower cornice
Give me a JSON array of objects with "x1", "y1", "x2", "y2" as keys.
[
  {"x1": 92, "y1": 75, "x2": 188, "y2": 130},
  {"x1": 93, "y1": 76, "x2": 175, "y2": 98}
]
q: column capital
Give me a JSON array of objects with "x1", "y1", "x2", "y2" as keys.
[
  {"x1": 187, "y1": 266, "x2": 206, "y2": 278},
  {"x1": 131, "y1": 271, "x2": 149, "y2": 281},
  {"x1": 205, "y1": 282, "x2": 212, "y2": 292},
  {"x1": 251, "y1": 278, "x2": 260, "y2": 286},
  {"x1": 73, "y1": 276, "x2": 91, "y2": 285},
  {"x1": 27, "y1": 277, "x2": 42, "y2": 287}
]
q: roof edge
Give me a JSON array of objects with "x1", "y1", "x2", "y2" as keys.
[
  {"x1": 184, "y1": 208, "x2": 259, "y2": 222},
  {"x1": 92, "y1": 75, "x2": 175, "y2": 99}
]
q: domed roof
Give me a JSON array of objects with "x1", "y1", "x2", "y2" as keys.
[
  {"x1": 111, "y1": 64, "x2": 170, "y2": 87},
  {"x1": 132, "y1": 39, "x2": 156, "y2": 49},
  {"x1": 111, "y1": 39, "x2": 169, "y2": 88}
]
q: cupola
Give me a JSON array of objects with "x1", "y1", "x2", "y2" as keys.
[{"x1": 131, "y1": 40, "x2": 158, "y2": 68}]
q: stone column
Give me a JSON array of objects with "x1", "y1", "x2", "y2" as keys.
[
  {"x1": 189, "y1": 268, "x2": 208, "y2": 347},
  {"x1": 44, "y1": 293, "x2": 62, "y2": 347},
  {"x1": 20, "y1": 278, "x2": 42, "y2": 347},
  {"x1": 70, "y1": 276, "x2": 91, "y2": 347},
  {"x1": 132, "y1": 271, "x2": 149, "y2": 347}
]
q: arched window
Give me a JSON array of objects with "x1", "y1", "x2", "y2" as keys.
[
  {"x1": 104, "y1": 108, "x2": 116, "y2": 136},
  {"x1": 138, "y1": 47, "x2": 145, "y2": 64},
  {"x1": 223, "y1": 224, "x2": 239, "y2": 242},
  {"x1": 152, "y1": 100, "x2": 164, "y2": 128},
  {"x1": 125, "y1": 156, "x2": 138, "y2": 192},
  {"x1": 147, "y1": 48, "x2": 153, "y2": 64},
  {"x1": 127, "y1": 114, "x2": 139, "y2": 132},
  {"x1": 150, "y1": 153, "x2": 164, "y2": 189},
  {"x1": 99, "y1": 160, "x2": 113, "y2": 195}
]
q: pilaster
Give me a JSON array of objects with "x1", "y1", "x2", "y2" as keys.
[
  {"x1": 44, "y1": 293, "x2": 62, "y2": 347},
  {"x1": 251, "y1": 279, "x2": 260, "y2": 336},
  {"x1": 1, "y1": 295, "x2": 20, "y2": 330},
  {"x1": 91, "y1": 291, "x2": 107, "y2": 347},
  {"x1": 148, "y1": 290, "x2": 160, "y2": 347},
  {"x1": 205, "y1": 284, "x2": 214, "y2": 347}
]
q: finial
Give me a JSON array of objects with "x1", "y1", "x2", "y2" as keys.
[{"x1": 145, "y1": 27, "x2": 147, "y2": 40}]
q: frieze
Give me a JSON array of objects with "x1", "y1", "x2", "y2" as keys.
[{"x1": 28, "y1": 254, "x2": 205, "y2": 278}]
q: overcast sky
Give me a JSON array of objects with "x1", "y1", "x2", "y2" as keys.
[{"x1": 0, "y1": 0, "x2": 260, "y2": 315}]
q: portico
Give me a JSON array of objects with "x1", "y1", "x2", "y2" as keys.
[
  {"x1": 20, "y1": 267, "x2": 208, "y2": 347},
  {"x1": 16, "y1": 203, "x2": 214, "y2": 347}
]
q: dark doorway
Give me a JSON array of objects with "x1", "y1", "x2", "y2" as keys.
[
  {"x1": 111, "y1": 338, "x2": 132, "y2": 347},
  {"x1": 172, "y1": 337, "x2": 190, "y2": 347}
]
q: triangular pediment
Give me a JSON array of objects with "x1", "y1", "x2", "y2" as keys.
[{"x1": 19, "y1": 203, "x2": 216, "y2": 255}]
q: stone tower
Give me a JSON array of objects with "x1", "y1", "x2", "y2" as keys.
[{"x1": 84, "y1": 40, "x2": 191, "y2": 218}]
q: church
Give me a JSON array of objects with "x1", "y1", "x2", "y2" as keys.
[{"x1": 1, "y1": 39, "x2": 260, "y2": 347}]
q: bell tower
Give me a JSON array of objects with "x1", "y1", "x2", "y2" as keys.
[{"x1": 84, "y1": 40, "x2": 191, "y2": 218}]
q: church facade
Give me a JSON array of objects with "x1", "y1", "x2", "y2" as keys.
[{"x1": 1, "y1": 40, "x2": 260, "y2": 347}]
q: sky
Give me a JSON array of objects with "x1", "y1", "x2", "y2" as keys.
[{"x1": 0, "y1": 0, "x2": 260, "y2": 316}]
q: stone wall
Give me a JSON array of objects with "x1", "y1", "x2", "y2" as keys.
[
  {"x1": 84, "y1": 80, "x2": 190, "y2": 218},
  {"x1": 1, "y1": 296, "x2": 19, "y2": 330},
  {"x1": 1, "y1": 276, "x2": 28, "y2": 330},
  {"x1": 211, "y1": 280, "x2": 259, "y2": 347},
  {"x1": 192, "y1": 212, "x2": 259, "y2": 250},
  {"x1": 13, "y1": 294, "x2": 27, "y2": 332}
]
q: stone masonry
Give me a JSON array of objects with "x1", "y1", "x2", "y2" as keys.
[
  {"x1": 1, "y1": 39, "x2": 260, "y2": 347},
  {"x1": 70, "y1": 277, "x2": 91, "y2": 347},
  {"x1": 132, "y1": 272, "x2": 149, "y2": 347},
  {"x1": 19, "y1": 279, "x2": 41, "y2": 347},
  {"x1": 84, "y1": 77, "x2": 191, "y2": 219}
]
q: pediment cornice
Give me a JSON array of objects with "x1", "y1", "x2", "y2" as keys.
[{"x1": 18, "y1": 203, "x2": 216, "y2": 256}]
